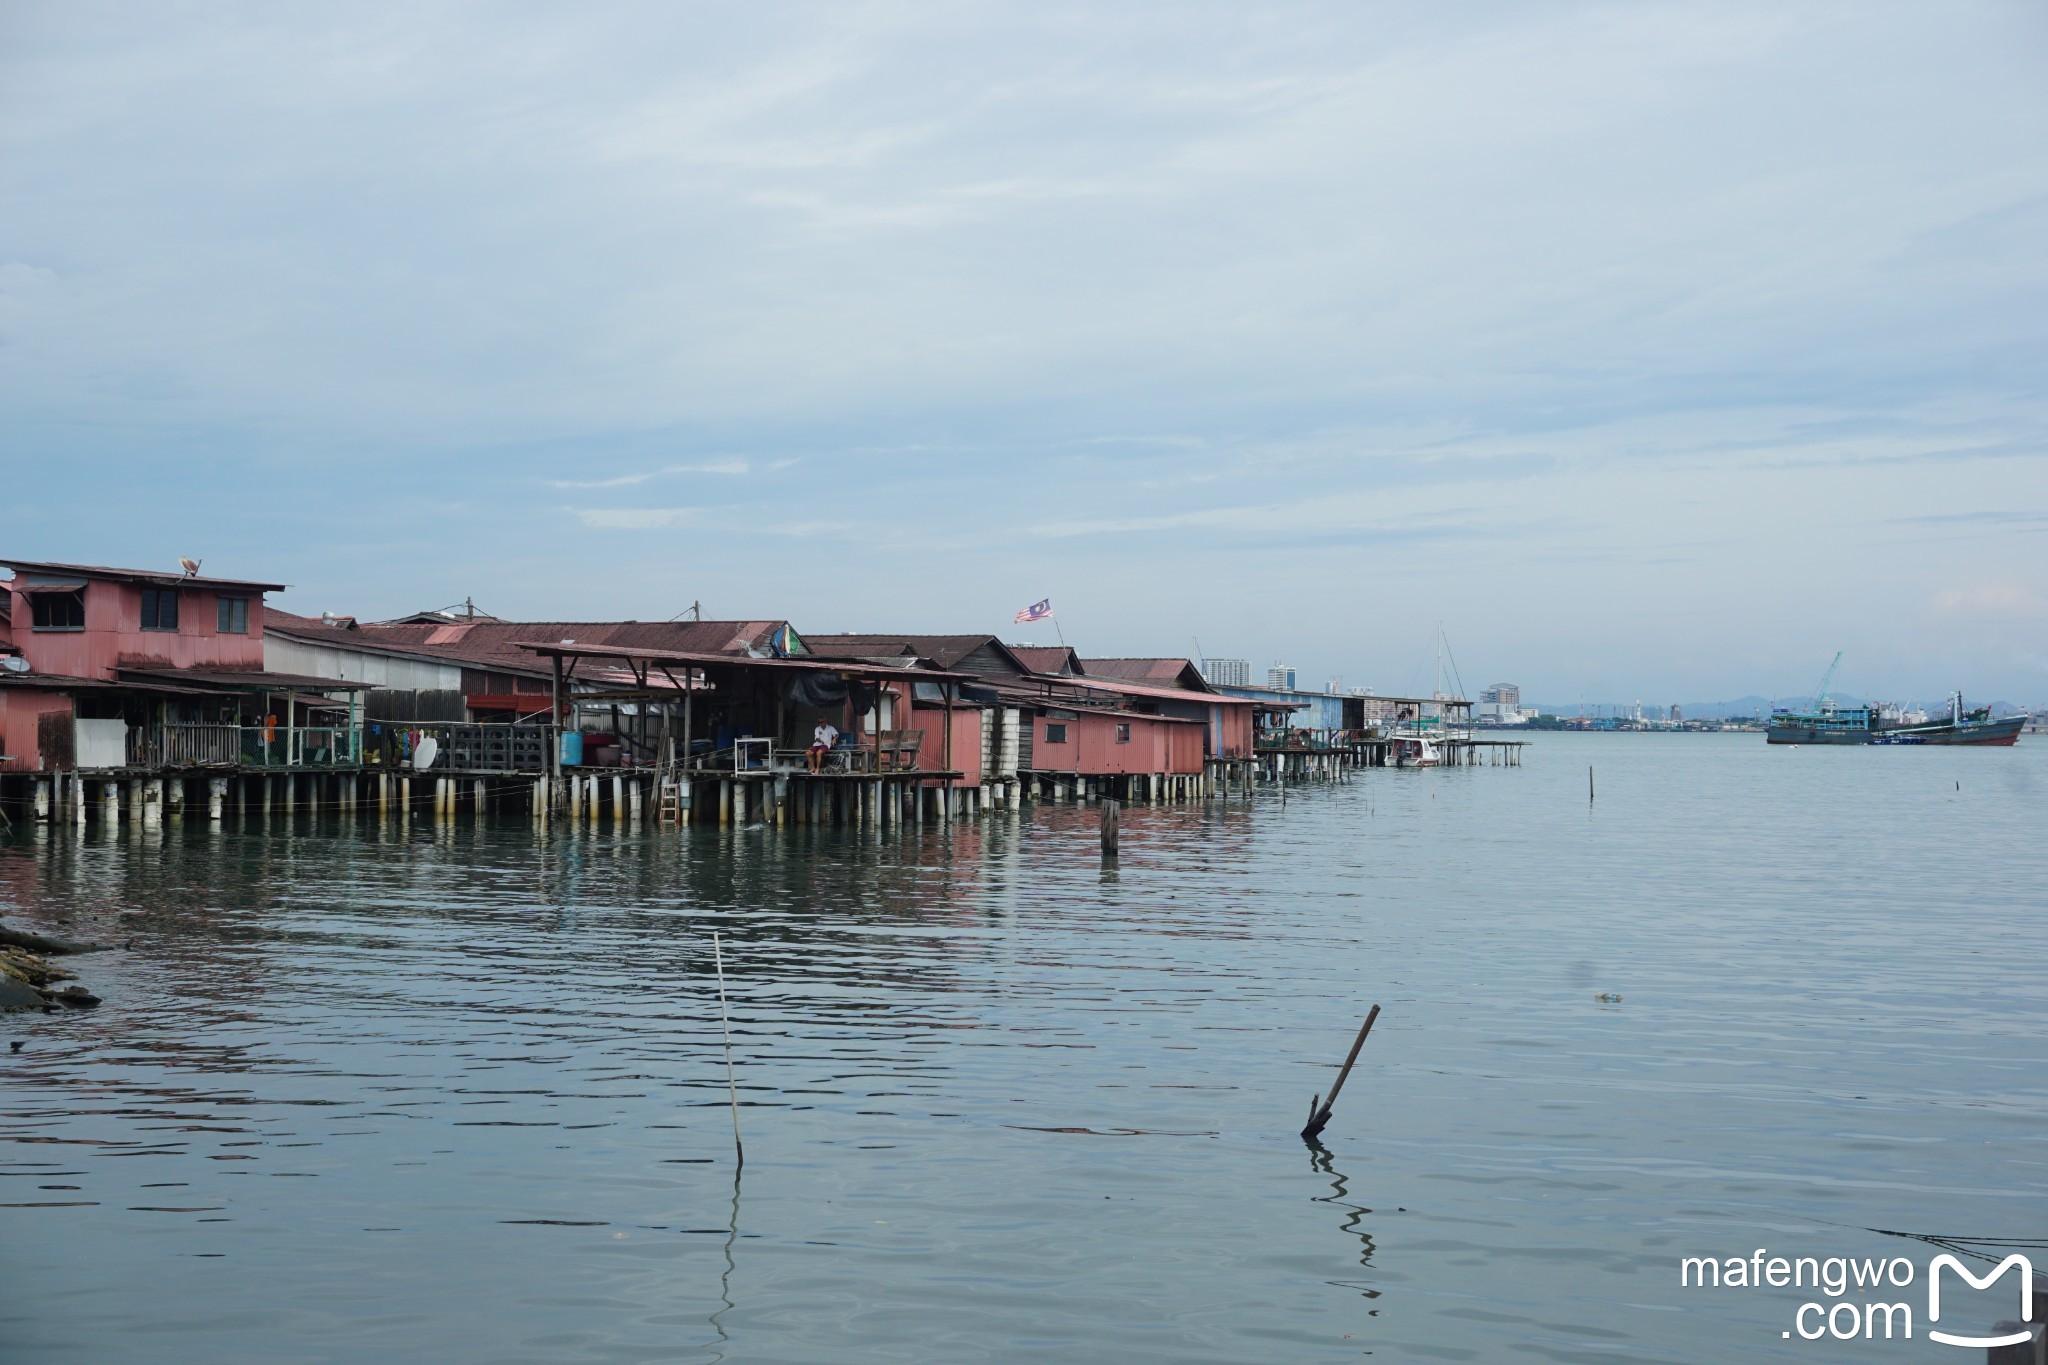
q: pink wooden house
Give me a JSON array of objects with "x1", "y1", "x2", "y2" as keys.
[{"x1": 0, "y1": 559, "x2": 357, "y2": 774}]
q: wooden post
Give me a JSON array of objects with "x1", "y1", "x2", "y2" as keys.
[
  {"x1": 941, "y1": 677, "x2": 954, "y2": 787},
  {"x1": 1301, "y1": 1004, "x2": 1382, "y2": 1141},
  {"x1": 549, "y1": 653, "x2": 565, "y2": 812},
  {"x1": 873, "y1": 681, "x2": 887, "y2": 781},
  {"x1": 1100, "y1": 797, "x2": 1119, "y2": 858},
  {"x1": 1588, "y1": 765, "x2": 1594, "y2": 803}
]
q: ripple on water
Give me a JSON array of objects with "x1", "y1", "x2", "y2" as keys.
[{"x1": 0, "y1": 736, "x2": 2043, "y2": 1362}]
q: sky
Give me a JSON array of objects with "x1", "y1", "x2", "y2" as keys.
[{"x1": 2, "y1": 2, "x2": 2044, "y2": 706}]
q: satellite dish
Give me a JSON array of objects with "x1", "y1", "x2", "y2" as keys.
[
  {"x1": 178, "y1": 556, "x2": 202, "y2": 576},
  {"x1": 412, "y1": 736, "x2": 440, "y2": 772},
  {"x1": 1, "y1": 656, "x2": 28, "y2": 673}
]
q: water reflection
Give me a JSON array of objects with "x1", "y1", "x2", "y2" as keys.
[
  {"x1": 2, "y1": 740, "x2": 2044, "y2": 1363},
  {"x1": 1304, "y1": 1138, "x2": 1381, "y2": 1302}
]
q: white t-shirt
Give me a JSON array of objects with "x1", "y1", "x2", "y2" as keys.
[{"x1": 814, "y1": 723, "x2": 839, "y2": 748}]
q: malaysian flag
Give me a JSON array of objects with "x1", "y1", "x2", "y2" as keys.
[{"x1": 1013, "y1": 598, "x2": 1053, "y2": 624}]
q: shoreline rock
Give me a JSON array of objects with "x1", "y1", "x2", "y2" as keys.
[{"x1": 0, "y1": 928, "x2": 98, "y2": 1013}]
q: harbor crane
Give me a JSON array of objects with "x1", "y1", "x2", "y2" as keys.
[{"x1": 1812, "y1": 651, "x2": 1844, "y2": 713}]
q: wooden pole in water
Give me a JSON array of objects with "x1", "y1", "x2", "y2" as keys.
[
  {"x1": 1100, "y1": 797, "x2": 1119, "y2": 858},
  {"x1": 713, "y1": 932, "x2": 744, "y2": 1170},
  {"x1": 1301, "y1": 1003, "x2": 1381, "y2": 1140},
  {"x1": 1588, "y1": 765, "x2": 1594, "y2": 803}
]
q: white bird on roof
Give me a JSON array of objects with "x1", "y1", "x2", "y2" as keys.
[{"x1": 178, "y1": 557, "x2": 201, "y2": 576}]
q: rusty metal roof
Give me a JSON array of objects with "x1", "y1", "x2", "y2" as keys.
[
  {"x1": 1008, "y1": 646, "x2": 1079, "y2": 675},
  {"x1": 0, "y1": 559, "x2": 289, "y2": 593},
  {"x1": 1049, "y1": 676, "x2": 1254, "y2": 707},
  {"x1": 804, "y1": 634, "x2": 1032, "y2": 675},
  {"x1": 1076, "y1": 658, "x2": 1215, "y2": 691},
  {"x1": 515, "y1": 640, "x2": 975, "y2": 683},
  {"x1": 264, "y1": 617, "x2": 794, "y2": 677},
  {"x1": 117, "y1": 668, "x2": 371, "y2": 691}
]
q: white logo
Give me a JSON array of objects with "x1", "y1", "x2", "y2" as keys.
[{"x1": 1927, "y1": 1253, "x2": 2034, "y2": 1349}]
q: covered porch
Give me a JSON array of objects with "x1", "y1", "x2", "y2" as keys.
[{"x1": 518, "y1": 641, "x2": 985, "y2": 826}]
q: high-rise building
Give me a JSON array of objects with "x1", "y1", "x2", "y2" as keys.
[
  {"x1": 1202, "y1": 657, "x2": 1252, "y2": 688},
  {"x1": 1268, "y1": 663, "x2": 1297, "y2": 690},
  {"x1": 1481, "y1": 683, "x2": 1520, "y2": 708}
]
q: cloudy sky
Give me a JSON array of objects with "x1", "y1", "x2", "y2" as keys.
[{"x1": 3, "y1": 2, "x2": 2044, "y2": 704}]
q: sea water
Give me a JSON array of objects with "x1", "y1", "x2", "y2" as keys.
[{"x1": 2, "y1": 734, "x2": 2043, "y2": 1362}]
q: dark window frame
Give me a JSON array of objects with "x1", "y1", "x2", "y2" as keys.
[
  {"x1": 217, "y1": 595, "x2": 249, "y2": 634},
  {"x1": 140, "y1": 588, "x2": 181, "y2": 632},
  {"x1": 1115, "y1": 723, "x2": 1131, "y2": 743},
  {"x1": 1044, "y1": 722, "x2": 1068, "y2": 744},
  {"x1": 29, "y1": 589, "x2": 86, "y2": 632}
]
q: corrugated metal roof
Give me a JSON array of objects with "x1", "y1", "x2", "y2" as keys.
[
  {"x1": 0, "y1": 559, "x2": 288, "y2": 592},
  {"x1": 805, "y1": 634, "x2": 1031, "y2": 675},
  {"x1": 1076, "y1": 658, "x2": 1214, "y2": 691},
  {"x1": 1052, "y1": 676, "x2": 1254, "y2": 707},
  {"x1": 118, "y1": 668, "x2": 371, "y2": 691},
  {"x1": 275, "y1": 618, "x2": 793, "y2": 676},
  {"x1": 515, "y1": 640, "x2": 974, "y2": 682},
  {"x1": 263, "y1": 607, "x2": 473, "y2": 669},
  {"x1": 1009, "y1": 646, "x2": 1079, "y2": 675}
]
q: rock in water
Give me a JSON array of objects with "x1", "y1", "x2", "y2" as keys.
[
  {"x1": 0, "y1": 976, "x2": 46, "y2": 1013},
  {"x1": 54, "y1": 985, "x2": 101, "y2": 1009}
]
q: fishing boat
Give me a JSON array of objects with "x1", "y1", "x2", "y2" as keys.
[
  {"x1": 1766, "y1": 654, "x2": 2021, "y2": 745},
  {"x1": 1392, "y1": 731, "x2": 1441, "y2": 767}
]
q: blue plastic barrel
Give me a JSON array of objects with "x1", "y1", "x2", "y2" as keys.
[{"x1": 558, "y1": 731, "x2": 584, "y2": 766}]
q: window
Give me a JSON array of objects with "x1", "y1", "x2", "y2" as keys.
[
  {"x1": 1115, "y1": 723, "x2": 1131, "y2": 743},
  {"x1": 1044, "y1": 723, "x2": 1068, "y2": 744},
  {"x1": 29, "y1": 589, "x2": 85, "y2": 631},
  {"x1": 217, "y1": 596, "x2": 249, "y2": 634},
  {"x1": 141, "y1": 588, "x2": 180, "y2": 631}
]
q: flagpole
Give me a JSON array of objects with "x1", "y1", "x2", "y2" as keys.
[{"x1": 1053, "y1": 615, "x2": 1065, "y2": 648}]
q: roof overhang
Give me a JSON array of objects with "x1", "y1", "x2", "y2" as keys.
[
  {"x1": 117, "y1": 668, "x2": 370, "y2": 692},
  {"x1": 0, "y1": 559, "x2": 288, "y2": 593},
  {"x1": 515, "y1": 641, "x2": 975, "y2": 684}
]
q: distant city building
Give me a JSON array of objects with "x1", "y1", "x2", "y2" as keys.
[
  {"x1": 1203, "y1": 657, "x2": 1252, "y2": 688},
  {"x1": 1268, "y1": 662, "x2": 1296, "y2": 690},
  {"x1": 1477, "y1": 682, "x2": 1524, "y2": 724},
  {"x1": 1670, "y1": 703, "x2": 1682, "y2": 722},
  {"x1": 1474, "y1": 682, "x2": 1525, "y2": 724},
  {"x1": 1326, "y1": 677, "x2": 1343, "y2": 694}
]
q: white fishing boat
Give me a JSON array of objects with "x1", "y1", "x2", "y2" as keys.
[{"x1": 1392, "y1": 732, "x2": 1440, "y2": 767}]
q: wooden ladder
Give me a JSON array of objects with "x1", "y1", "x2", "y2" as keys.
[{"x1": 657, "y1": 779, "x2": 681, "y2": 824}]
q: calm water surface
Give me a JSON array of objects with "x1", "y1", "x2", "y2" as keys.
[{"x1": 2, "y1": 735, "x2": 2043, "y2": 1362}]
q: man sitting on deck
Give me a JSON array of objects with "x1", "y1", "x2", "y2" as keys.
[{"x1": 808, "y1": 720, "x2": 839, "y2": 773}]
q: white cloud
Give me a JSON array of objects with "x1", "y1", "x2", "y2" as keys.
[
  {"x1": 548, "y1": 459, "x2": 752, "y2": 489},
  {"x1": 3, "y1": 3, "x2": 2045, "y2": 697},
  {"x1": 570, "y1": 507, "x2": 705, "y2": 530}
]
